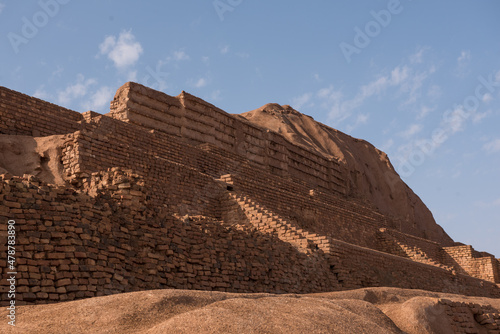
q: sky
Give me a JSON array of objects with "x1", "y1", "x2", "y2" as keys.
[{"x1": 0, "y1": 1, "x2": 499, "y2": 256}]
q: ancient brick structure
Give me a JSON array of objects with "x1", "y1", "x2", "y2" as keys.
[{"x1": 0, "y1": 83, "x2": 499, "y2": 306}]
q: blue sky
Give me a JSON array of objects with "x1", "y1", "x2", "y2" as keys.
[{"x1": 1, "y1": 1, "x2": 499, "y2": 256}]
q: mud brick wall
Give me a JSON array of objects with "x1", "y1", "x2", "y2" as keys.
[
  {"x1": 438, "y1": 299, "x2": 500, "y2": 333},
  {"x1": 2, "y1": 174, "x2": 499, "y2": 307},
  {"x1": 225, "y1": 173, "x2": 394, "y2": 250},
  {"x1": 0, "y1": 86, "x2": 83, "y2": 136},
  {"x1": 443, "y1": 245, "x2": 500, "y2": 283},
  {"x1": 60, "y1": 118, "x2": 224, "y2": 217},
  {"x1": 330, "y1": 240, "x2": 500, "y2": 298},
  {"x1": 376, "y1": 228, "x2": 444, "y2": 265},
  {"x1": 109, "y1": 82, "x2": 347, "y2": 195},
  {"x1": 0, "y1": 173, "x2": 341, "y2": 306}
]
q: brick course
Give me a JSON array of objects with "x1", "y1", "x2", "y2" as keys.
[{"x1": 0, "y1": 84, "x2": 499, "y2": 306}]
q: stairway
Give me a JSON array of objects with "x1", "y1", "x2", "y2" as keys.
[
  {"x1": 396, "y1": 242, "x2": 453, "y2": 271},
  {"x1": 229, "y1": 193, "x2": 331, "y2": 255}
]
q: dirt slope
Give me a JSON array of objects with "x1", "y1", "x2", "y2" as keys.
[
  {"x1": 238, "y1": 104, "x2": 453, "y2": 245},
  {"x1": 1, "y1": 287, "x2": 499, "y2": 334},
  {"x1": 0, "y1": 134, "x2": 67, "y2": 185}
]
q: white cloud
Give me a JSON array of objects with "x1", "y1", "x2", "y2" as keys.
[
  {"x1": 427, "y1": 84, "x2": 442, "y2": 100},
  {"x1": 173, "y1": 50, "x2": 189, "y2": 61},
  {"x1": 209, "y1": 90, "x2": 221, "y2": 101},
  {"x1": 399, "y1": 123, "x2": 423, "y2": 139},
  {"x1": 381, "y1": 139, "x2": 394, "y2": 152},
  {"x1": 443, "y1": 106, "x2": 467, "y2": 134},
  {"x1": 457, "y1": 50, "x2": 471, "y2": 65},
  {"x1": 399, "y1": 67, "x2": 434, "y2": 105},
  {"x1": 417, "y1": 106, "x2": 434, "y2": 119},
  {"x1": 313, "y1": 73, "x2": 321, "y2": 82},
  {"x1": 221, "y1": 45, "x2": 229, "y2": 54},
  {"x1": 475, "y1": 198, "x2": 500, "y2": 208},
  {"x1": 0, "y1": 3, "x2": 5, "y2": 14},
  {"x1": 483, "y1": 139, "x2": 500, "y2": 153},
  {"x1": 236, "y1": 52, "x2": 250, "y2": 59},
  {"x1": 346, "y1": 113, "x2": 369, "y2": 133},
  {"x1": 159, "y1": 49, "x2": 190, "y2": 67},
  {"x1": 99, "y1": 30, "x2": 143, "y2": 68},
  {"x1": 390, "y1": 66, "x2": 409, "y2": 85},
  {"x1": 83, "y1": 86, "x2": 114, "y2": 112},
  {"x1": 409, "y1": 46, "x2": 428, "y2": 64},
  {"x1": 194, "y1": 78, "x2": 207, "y2": 88},
  {"x1": 291, "y1": 93, "x2": 312, "y2": 110},
  {"x1": 127, "y1": 70, "x2": 138, "y2": 82},
  {"x1": 455, "y1": 50, "x2": 471, "y2": 77},
  {"x1": 33, "y1": 86, "x2": 49, "y2": 100},
  {"x1": 57, "y1": 74, "x2": 96, "y2": 106},
  {"x1": 482, "y1": 93, "x2": 493, "y2": 103},
  {"x1": 472, "y1": 110, "x2": 491, "y2": 123}
]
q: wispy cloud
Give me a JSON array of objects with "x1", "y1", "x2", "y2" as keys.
[
  {"x1": 57, "y1": 74, "x2": 96, "y2": 106},
  {"x1": 33, "y1": 86, "x2": 49, "y2": 100},
  {"x1": 417, "y1": 106, "x2": 435, "y2": 120},
  {"x1": 99, "y1": 30, "x2": 143, "y2": 69},
  {"x1": 442, "y1": 105, "x2": 467, "y2": 134},
  {"x1": 472, "y1": 110, "x2": 491, "y2": 124},
  {"x1": 83, "y1": 86, "x2": 114, "y2": 112},
  {"x1": 482, "y1": 93, "x2": 493, "y2": 103},
  {"x1": 398, "y1": 123, "x2": 423, "y2": 139},
  {"x1": 475, "y1": 198, "x2": 500, "y2": 208},
  {"x1": 291, "y1": 93, "x2": 312, "y2": 110},
  {"x1": 0, "y1": 3, "x2": 5, "y2": 15},
  {"x1": 208, "y1": 89, "x2": 221, "y2": 101},
  {"x1": 346, "y1": 113, "x2": 369, "y2": 133},
  {"x1": 193, "y1": 78, "x2": 207, "y2": 88},
  {"x1": 455, "y1": 50, "x2": 471, "y2": 77},
  {"x1": 409, "y1": 46, "x2": 429, "y2": 64},
  {"x1": 427, "y1": 84, "x2": 442, "y2": 101},
  {"x1": 323, "y1": 64, "x2": 420, "y2": 123},
  {"x1": 158, "y1": 49, "x2": 190, "y2": 67},
  {"x1": 220, "y1": 45, "x2": 229, "y2": 55},
  {"x1": 483, "y1": 138, "x2": 500, "y2": 153},
  {"x1": 457, "y1": 50, "x2": 471, "y2": 65},
  {"x1": 173, "y1": 50, "x2": 189, "y2": 61}
]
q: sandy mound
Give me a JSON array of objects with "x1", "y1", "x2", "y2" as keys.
[
  {"x1": 0, "y1": 134, "x2": 67, "y2": 185},
  {"x1": 239, "y1": 104, "x2": 452, "y2": 245},
  {"x1": 2, "y1": 287, "x2": 499, "y2": 334}
]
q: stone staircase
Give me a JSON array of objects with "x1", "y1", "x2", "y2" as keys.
[
  {"x1": 228, "y1": 192, "x2": 331, "y2": 255},
  {"x1": 220, "y1": 174, "x2": 453, "y2": 272},
  {"x1": 396, "y1": 241, "x2": 453, "y2": 271}
]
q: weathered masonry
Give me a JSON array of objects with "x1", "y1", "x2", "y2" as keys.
[{"x1": 0, "y1": 83, "x2": 499, "y2": 305}]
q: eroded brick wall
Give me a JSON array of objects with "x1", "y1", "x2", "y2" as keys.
[
  {"x1": 2, "y1": 173, "x2": 499, "y2": 307},
  {"x1": 443, "y1": 246, "x2": 500, "y2": 283},
  {"x1": 0, "y1": 86, "x2": 83, "y2": 136},
  {"x1": 330, "y1": 240, "x2": 500, "y2": 297},
  {"x1": 0, "y1": 173, "x2": 341, "y2": 306},
  {"x1": 109, "y1": 82, "x2": 347, "y2": 195}
]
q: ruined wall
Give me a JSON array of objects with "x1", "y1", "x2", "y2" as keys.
[
  {"x1": 109, "y1": 82, "x2": 346, "y2": 195},
  {"x1": 1, "y1": 85, "x2": 499, "y2": 306},
  {"x1": 0, "y1": 173, "x2": 339, "y2": 306},
  {"x1": 438, "y1": 299, "x2": 500, "y2": 333},
  {"x1": 443, "y1": 245, "x2": 500, "y2": 283},
  {"x1": 0, "y1": 86, "x2": 83, "y2": 136},
  {"x1": 224, "y1": 172, "x2": 393, "y2": 250},
  {"x1": 329, "y1": 240, "x2": 500, "y2": 297},
  {"x1": 376, "y1": 228, "x2": 445, "y2": 266},
  {"x1": 2, "y1": 173, "x2": 499, "y2": 308},
  {"x1": 60, "y1": 116, "x2": 225, "y2": 218}
]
